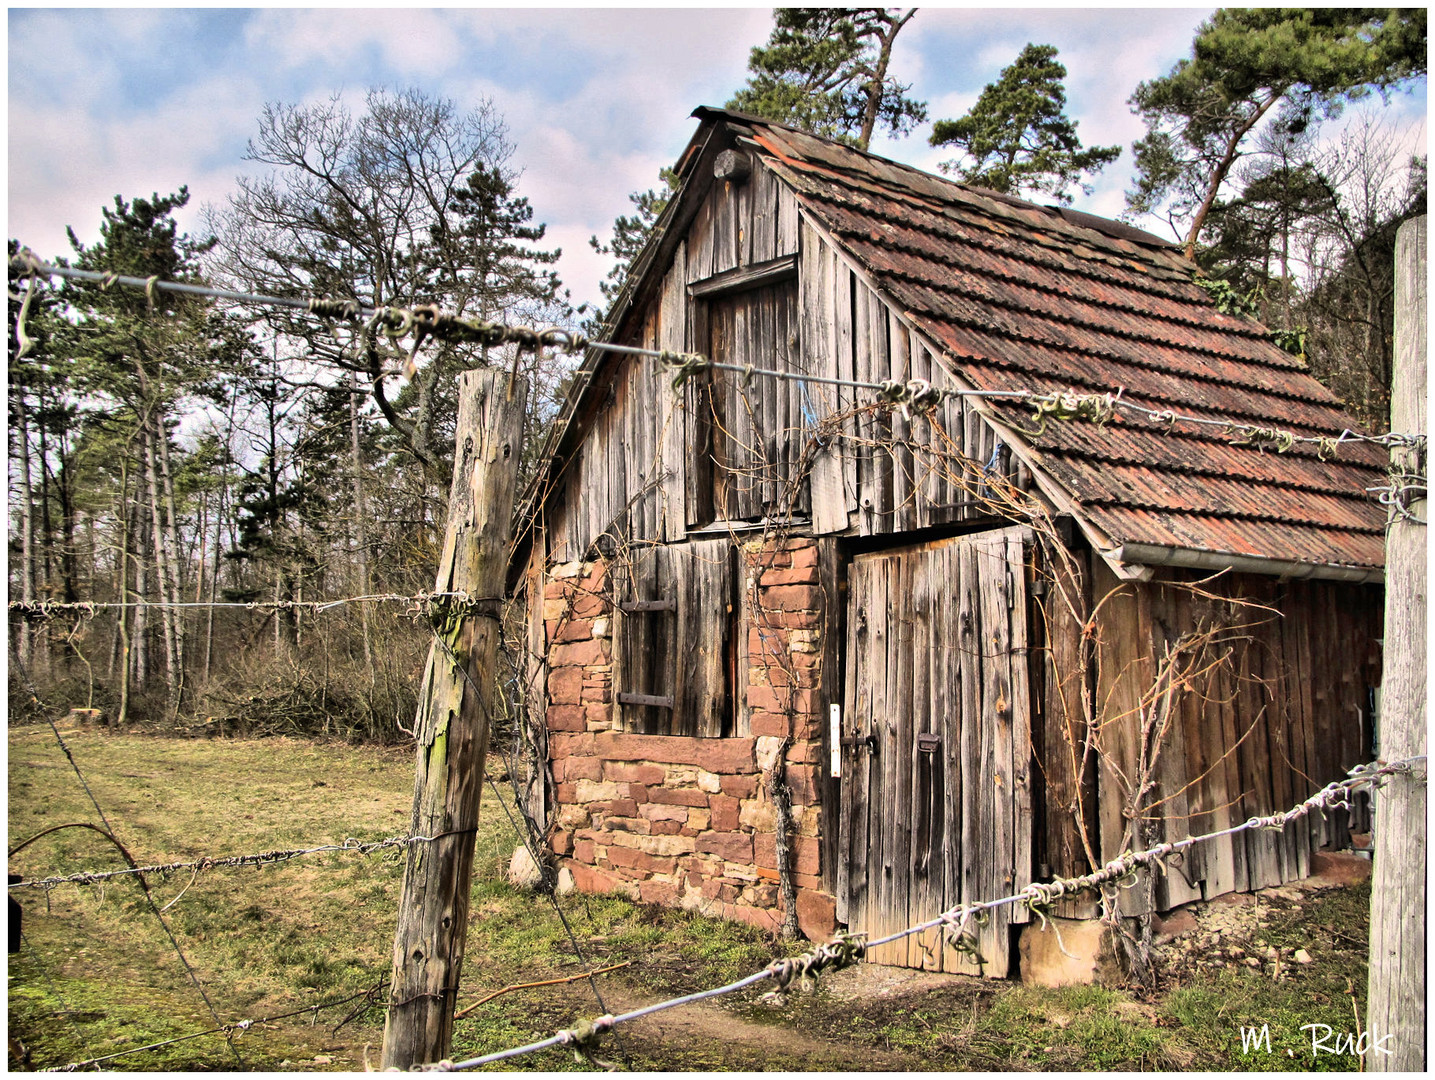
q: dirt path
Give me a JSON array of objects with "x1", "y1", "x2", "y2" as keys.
[{"x1": 589, "y1": 980, "x2": 926, "y2": 1071}]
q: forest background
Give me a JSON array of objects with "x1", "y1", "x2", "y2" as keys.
[{"x1": 8, "y1": 7, "x2": 1427, "y2": 741}]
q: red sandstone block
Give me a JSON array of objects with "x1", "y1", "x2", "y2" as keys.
[
  {"x1": 548, "y1": 667, "x2": 585, "y2": 705},
  {"x1": 604, "y1": 762, "x2": 666, "y2": 786},
  {"x1": 605, "y1": 798, "x2": 639, "y2": 818},
  {"x1": 549, "y1": 733, "x2": 595, "y2": 759},
  {"x1": 583, "y1": 704, "x2": 612, "y2": 728},
  {"x1": 708, "y1": 795, "x2": 740, "y2": 832},
  {"x1": 788, "y1": 543, "x2": 819, "y2": 568},
  {"x1": 719, "y1": 775, "x2": 757, "y2": 799},
  {"x1": 793, "y1": 872, "x2": 824, "y2": 892},
  {"x1": 763, "y1": 584, "x2": 820, "y2": 611},
  {"x1": 571, "y1": 590, "x2": 609, "y2": 618},
  {"x1": 606, "y1": 846, "x2": 677, "y2": 875},
  {"x1": 786, "y1": 764, "x2": 819, "y2": 803},
  {"x1": 744, "y1": 548, "x2": 791, "y2": 571},
  {"x1": 544, "y1": 582, "x2": 567, "y2": 600},
  {"x1": 748, "y1": 713, "x2": 793, "y2": 738},
  {"x1": 747, "y1": 627, "x2": 786, "y2": 658},
  {"x1": 624, "y1": 783, "x2": 649, "y2": 804},
  {"x1": 551, "y1": 830, "x2": 574, "y2": 857},
  {"x1": 647, "y1": 787, "x2": 711, "y2": 808},
  {"x1": 696, "y1": 831, "x2": 754, "y2": 863},
  {"x1": 594, "y1": 733, "x2": 756, "y2": 773},
  {"x1": 758, "y1": 565, "x2": 819, "y2": 587},
  {"x1": 649, "y1": 820, "x2": 683, "y2": 835},
  {"x1": 763, "y1": 665, "x2": 816, "y2": 690},
  {"x1": 568, "y1": 862, "x2": 624, "y2": 895},
  {"x1": 554, "y1": 619, "x2": 594, "y2": 643},
  {"x1": 638, "y1": 880, "x2": 679, "y2": 905},
  {"x1": 797, "y1": 889, "x2": 837, "y2": 941},
  {"x1": 753, "y1": 834, "x2": 821, "y2": 876},
  {"x1": 555, "y1": 782, "x2": 577, "y2": 803},
  {"x1": 548, "y1": 705, "x2": 587, "y2": 733},
  {"x1": 746, "y1": 685, "x2": 784, "y2": 714},
  {"x1": 723, "y1": 902, "x2": 782, "y2": 934},
  {"x1": 785, "y1": 741, "x2": 823, "y2": 765},
  {"x1": 602, "y1": 815, "x2": 649, "y2": 834},
  {"x1": 573, "y1": 840, "x2": 596, "y2": 863},
  {"x1": 559, "y1": 756, "x2": 603, "y2": 782},
  {"x1": 552, "y1": 639, "x2": 608, "y2": 667}
]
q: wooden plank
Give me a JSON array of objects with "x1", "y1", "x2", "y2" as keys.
[
  {"x1": 889, "y1": 314, "x2": 915, "y2": 533},
  {"x1": 834, "y1": 264, "x2": 858, "y2": 532},
  {"x1": 746, "y1": 163, "x2": 774, "y2": 265},
  {"x1": 839, "y1": 556, "x2": 873, "y2": 931},
  {"x1": 688, "y1": 254, "x2": 797, "y2": 299},
  {"x1": 865, "y1": 553, "x2": 895, "y2": 963},
  {"x1": 975, "y1": 532, "x2": 1012, "y2": 974},
  {"x1": 892, "y1": 550, "x2": 917, "y2": 968},
  {"x1": 1006, "y1": 529, "x2": 1034, "y2": 922},
  {"x1": 910, "y1": 546, "x2": 944, "y2": 970},
  {"x1": 686, "y1": 194, "x2": 715, "y2": 284},
  {"x1": 804, "y1": 229, "x2": 846, "y2": 534},
  {"x1": 949, "y1": 540, "x2": 983, "y2": 975},
  {"x1": 938, "y1": 542, "x2": 964, "y2": 970},
  {"x1": 774, "y1": 180, "x2": 799, "y2": 257}
]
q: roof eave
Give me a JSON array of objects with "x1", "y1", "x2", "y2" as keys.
[{"x1": 1110, "y1": 541, "x2": 1385, "y2": 585}]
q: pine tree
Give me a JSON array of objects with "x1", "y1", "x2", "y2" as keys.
[
  {"x1": 727, "y1": 8, "x2": 926, "y2": 151},
  {"x1": 929, "y1": 43, "x2": 1119, "y2": 204},
  {"x1": 1126, "y1": 8, "x2": 1426, "y2": 258}
]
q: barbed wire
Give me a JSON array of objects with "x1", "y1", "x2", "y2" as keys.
[
  {"x1": 41, "y1": 976, "x2": 390, "y2": 1072},
  {"x1": 420, "y1": 754, "x2": 1424, "y2": 1071},
  {"x1": 7, "y1": 590, "x2": 503, "y2": 622},
  {"x1": 8, "y1": 829, "x2": 478, "y2": 892},
  {"x1": 11, "y1": 252, "x2": 1421, "y2": 463}
]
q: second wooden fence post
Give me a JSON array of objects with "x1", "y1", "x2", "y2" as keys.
[{"x1": 382, "y1": 368, "x2": 527, "y2": 1069}]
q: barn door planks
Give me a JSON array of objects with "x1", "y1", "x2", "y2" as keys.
[{"x1": 841, "y1": 527, "x2": 1033, "y2": 975}]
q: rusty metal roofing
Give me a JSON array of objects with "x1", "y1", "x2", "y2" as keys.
[{"x1": 716, "y1": 111, "x2": 1388, "y2": 576}]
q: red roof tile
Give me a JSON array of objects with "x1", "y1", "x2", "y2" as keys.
[{"x1": 737, "y1": 116, "x2": 1388, "y2": 575}]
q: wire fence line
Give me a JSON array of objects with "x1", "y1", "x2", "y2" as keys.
[
  {"x1": 10, "y1": 253, "x2": 1423, "y2": 465},
  {"x1": 8, "y1": 589, "x2": 500, "y2": 622},
  {"x1": 8, "y1": 830, "x2": 478, "y2": 892},
  {"x1": 419, "y1": 755, "x2": 1425, "y2": 1072}
]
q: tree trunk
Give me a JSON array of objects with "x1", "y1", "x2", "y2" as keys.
[
  {"x1": 13, "y1": 391, "x2": 36, "y2": 671},
  {"x1": 382, "y1": 369, "x2": 527, "y2": 1069},
  {"x1": 141, "y1": 418, "x2": 180, "y2": 714},
  {"x1": 157, "y1": 417, "x2": 188, "y2": 704},
  {"x1": 351, "y1": 371, "x2": 374, "y2": 668}
]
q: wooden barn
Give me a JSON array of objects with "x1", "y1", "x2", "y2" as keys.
[{"x1": 509, "y1": 108, "x2": 1387, "y2": 977}]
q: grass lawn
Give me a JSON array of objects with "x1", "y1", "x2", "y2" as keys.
[{"x1": 8, "y1": 723, "x2": 1377, "y2": 1071}]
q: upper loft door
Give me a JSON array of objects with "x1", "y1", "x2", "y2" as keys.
[
  {"x1": 838, "y1": 526, "x2": 1035, "y2": 976},
  {"x1": 688, "y1": 279, "x2": 805, "y2": 526}
]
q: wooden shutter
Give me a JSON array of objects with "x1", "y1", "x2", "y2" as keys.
[{"x1": 614, "y1": 539, "x2": 732, "y2": 737}]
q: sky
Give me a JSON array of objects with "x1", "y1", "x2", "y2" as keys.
[{"x1": 8, "y1": 7, "x2": 1428, "y2": 314}]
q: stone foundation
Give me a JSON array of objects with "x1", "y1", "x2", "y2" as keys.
[{"x1": 543, "y1": 538, "x2": 837, "y2": 940}]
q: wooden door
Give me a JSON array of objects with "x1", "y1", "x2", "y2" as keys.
[{"x1": 838, "y1": 527, "x2": 1033, "y2": 975}]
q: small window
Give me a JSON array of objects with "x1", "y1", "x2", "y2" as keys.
[{"x1": 613, "y1": 539, "x2": 733, "y2": 736}]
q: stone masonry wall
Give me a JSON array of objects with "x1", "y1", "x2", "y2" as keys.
[{"x1": 542, "y1": 538, "x2": 836, "y2": 941}]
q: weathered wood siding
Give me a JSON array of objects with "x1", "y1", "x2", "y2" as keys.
[
  {"x1": 544, "y1": 158, "x2": 1018, "y2": 564},
  {"x1": 1083, "y1": 563, "x2": 1379, "y2": 914}
]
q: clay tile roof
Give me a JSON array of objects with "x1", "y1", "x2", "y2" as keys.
[{"x1": 719, "y1": 110, "x2": 1388, "y2": 578}]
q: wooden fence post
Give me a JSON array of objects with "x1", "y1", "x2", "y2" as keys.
[
  {"x1": 382, "y1": 368, "x2": 527, "y2": 1069},
  {"x1": 1366, "y1": 215, "x2": 1425, "y2": 1071}
]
